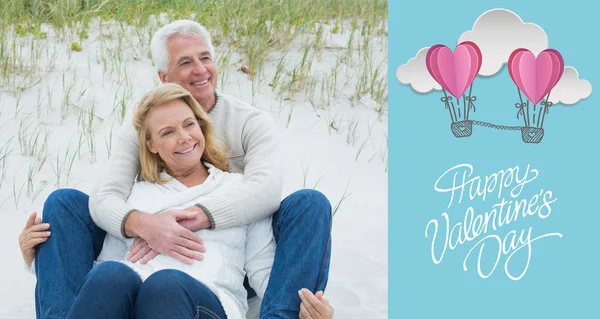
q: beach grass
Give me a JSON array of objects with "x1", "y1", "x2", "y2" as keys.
[
  {"x1": 0, "y1": 0, "x2": 387, "y2": 105},
  {"x1": 0, "y1": 4, "x2": 388, "y2": 315},
  {"x1": 0, "y1": 0, "x2": 388, "y2": 211}
]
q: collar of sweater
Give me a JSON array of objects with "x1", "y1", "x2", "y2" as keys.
[
  {"x1": 207, "y1": 90, "x2": 221, "y2": 114},
  {"x1": 159, "y1": 162, "x2": 220, "y2": 181}
]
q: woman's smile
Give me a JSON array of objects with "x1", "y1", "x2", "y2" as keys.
[{"x1": 175, "y1": 143, "x2": 197, "y2": 155}]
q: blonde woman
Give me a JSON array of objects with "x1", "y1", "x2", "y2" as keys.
[
  {"x1": 26, "y1": 20, "x2": 332, "y2": 319},
  {"x1": 20, "y1": 82, "x2": 335, "y2": 318},
  {"x1": 63, "y1": 83, "x2": 274, "y2": 318}
]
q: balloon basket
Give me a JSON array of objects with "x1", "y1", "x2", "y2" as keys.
[
  {"x1": 451, "y1": 120, "x2": 473, "y2": 138},
  {"x1": 521, "y1": 127, "x2": 544, "y2": 144}
]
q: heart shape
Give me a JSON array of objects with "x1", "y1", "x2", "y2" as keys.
[
  {"x1": 426, "y1": 41, "x2": 482, "y2": 99},
  {"x1": 529, "y1": 132, "x2": 536, "y2": 137},
  {"x1": 508, "y1": 48, "x2": 564, "y2": 105}
]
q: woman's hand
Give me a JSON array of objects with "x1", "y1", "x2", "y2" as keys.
[
  {"x1": 18, "y1": 211, "x2": 51, "y2": 267},
  {"x1": 126, "y1": 209, "x2": 206, "y2": 265},
  {"x1": 298, "y1": 289, "x2": 334, "y2": 319},
  {"x1": 126, "y1": 237, "x2": 160, "y2": 264}
]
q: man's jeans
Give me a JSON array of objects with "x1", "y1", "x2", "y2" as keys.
[
  {"x1": 66, "y1": 262, "x2": 226, "y2": 319},
  {"x1": 35, "y1": 188, "x2": 332, "y2": 318}
]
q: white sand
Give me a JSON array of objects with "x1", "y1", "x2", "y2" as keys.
[{"x1": 0, "y1": 17, "x2": 388, "y2": 318}]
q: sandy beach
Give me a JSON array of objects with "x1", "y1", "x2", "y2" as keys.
[{"x1": 0, "y1": 11, "x2": 388, "y2": 318}]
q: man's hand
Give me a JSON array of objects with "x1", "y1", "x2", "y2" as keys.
[
  {"x1": 124, "y1": 209, "x2": 206, "y2": 265},
  {"x1": 178, "y1": 206, "x2": 212, "y2": 231}
]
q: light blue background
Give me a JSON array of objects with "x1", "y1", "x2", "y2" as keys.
[{"x1": 389, "y1": 1, "x2": 599, "y2": 318}]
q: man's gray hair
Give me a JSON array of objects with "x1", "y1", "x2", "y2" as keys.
[{"x1": 150, "y1": 20, "x2": 215, "y2": 73}]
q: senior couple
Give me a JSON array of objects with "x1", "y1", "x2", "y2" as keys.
[{"x1": 18, "y1": 20, "x2": 333, "y2": 319}]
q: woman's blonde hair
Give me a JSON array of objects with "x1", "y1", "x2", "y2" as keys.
[{"x1": 133, "y1": 83, "x2": 228, "y2": 183}]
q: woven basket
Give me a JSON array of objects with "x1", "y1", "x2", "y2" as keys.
[
  {"x1": 450, "y1": 120, "x2": 473, "y2": 138},
  {"x1": 521, "y1": 127, "x2": 544, "y2": 144}
]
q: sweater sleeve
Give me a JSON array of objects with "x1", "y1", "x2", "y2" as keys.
[
  {"x1": 199, "y1": 111, "x2": 283, "y2": 229},
  {"x1": 88, "y1": 123, "x2": 141, "y2": 239},
  {"x1": 244, "y1": 216, "x2": 276, "y2": 299},
  {"x1": 25, "y1": 259, "x2": 35, "y2": 275}
]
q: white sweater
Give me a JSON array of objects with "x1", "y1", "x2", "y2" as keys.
[
  {"x1": 97, "y1": 164, "x2": 275, "y2": 319},
  {"x1": 88, "y1": 91, "x2": 283, "y2": 239}
]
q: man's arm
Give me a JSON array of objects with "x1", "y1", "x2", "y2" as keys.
[
  {"x1": 88, "y1": 124, "x2": 140, "y2": 239},
  {"x1": 198, "y1": 111, "x2": 283, "y2": 229}
]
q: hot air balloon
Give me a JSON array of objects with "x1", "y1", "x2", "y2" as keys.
[
  {"x1": 508, "y1": 48, "x2": 564, "y2": 143},
  {"x1": 426, "y1": 41, "x2": 482, "y2": 138}
]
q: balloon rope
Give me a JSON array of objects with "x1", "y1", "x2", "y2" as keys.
[
  {"x1": 526, "y1": 100, "x2": 531, "y2": 127},
  {"x1": 466, "y1": 83, "x2": 473, "y2": 120},
  {"x1": 442, "y1": 88, "x2": 455, "y2": 122},
  {"x1": 516, "y1": 87, "x2": 527, "y2": 126},
  {"x1": 463, "y1": 94, "x2": 466, "y2": 120},
  {"x1": 443, "y1": 88, "x2": 458, "y2": 120},
  {"x1": 539, "y1": 91, "x2": 552, "y2": 129},
  {"x1": 451, "y1": 101, "x2": 458, "y2": 120}
]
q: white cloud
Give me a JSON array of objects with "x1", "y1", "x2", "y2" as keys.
[
  {"x1": 458, "y1": 9, "x2": 548, "y2": 76},
  {"x1": 395, "y1": 47, "x2": 441, "y2": 94},
  {"x1": 549, "y1": 67, "x2": 592, "y2": 105},
  {"x1": 395, "y1": 8, "x2": 593, "y2": 105}
]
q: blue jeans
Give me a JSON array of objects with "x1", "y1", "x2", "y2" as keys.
[
  {"x1": 66, "y1": 261, "x2": 226, "y2": 319},
  {"x1": 35, "y1": 188, "x2": 332, "y2": 318}
]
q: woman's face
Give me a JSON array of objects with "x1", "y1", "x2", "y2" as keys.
[{"x1": 145, "y1": 98, "x2": 205, "y2": 175}]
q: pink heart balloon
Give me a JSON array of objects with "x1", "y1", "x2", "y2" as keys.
[
  {"x1": 508, "y1": 48, "x2": 564, "y2": 105},
  {"x1": 426, "y1": 41, "x2": 482, "y2": 99}
]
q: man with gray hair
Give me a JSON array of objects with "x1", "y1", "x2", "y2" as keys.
[{"x1": 33, "y1": 19, "x2": 332, "y2": 318}]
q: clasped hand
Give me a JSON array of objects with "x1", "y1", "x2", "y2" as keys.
[{"x1": 126, "y1": 207, "x2": 210, "y2": 265}]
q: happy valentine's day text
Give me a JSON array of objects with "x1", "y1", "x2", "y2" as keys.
[{"x1": 425, "y1": 164, "x2": 562, "y2": 281}]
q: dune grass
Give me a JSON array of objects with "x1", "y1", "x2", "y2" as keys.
[
  {"x1": 0, "y1": 0, "x2": 387, "y2": 104},
  {"x1": 0, "y1": 0, "x2": 388, "y2": 209}
]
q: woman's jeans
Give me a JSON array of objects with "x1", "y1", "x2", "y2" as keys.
[
  {"x1": 66, "y1": 262, "x2": 226, "y2": 319},
  {"x1": 35, "y1": 188, "x2": 332, "y2": 319}
]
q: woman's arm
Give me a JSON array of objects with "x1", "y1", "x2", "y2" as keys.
[{"x1": 244, "y1": 216, "x2": 276, "y2": 299}]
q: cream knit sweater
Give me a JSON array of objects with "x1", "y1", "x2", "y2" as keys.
[
  {"x1": 97, "y1": 164, "x2": 275, "y2": 319},
  {"x1": 88, "y1": 90, "x2": 283, "y2": 239}
]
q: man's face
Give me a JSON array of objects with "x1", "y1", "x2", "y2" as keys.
[{"x1": 159, "y1": 36, "x2": 217, "y2": 111}]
